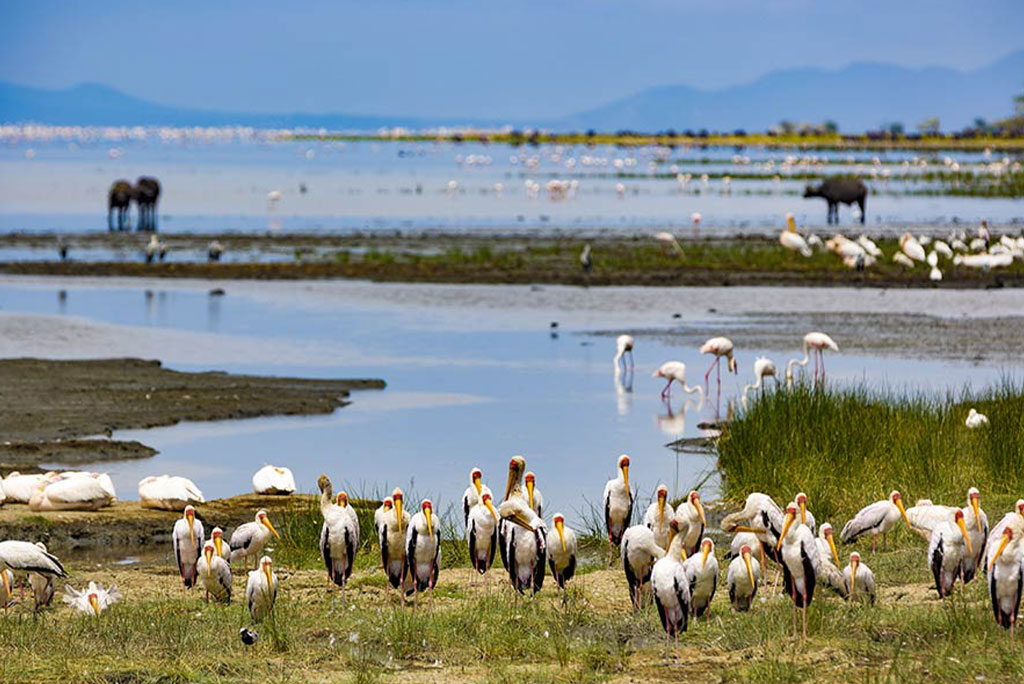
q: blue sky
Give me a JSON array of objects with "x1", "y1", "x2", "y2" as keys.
[{"x1": 1, "y1": 0, "x2": 1020, "y2": 118}]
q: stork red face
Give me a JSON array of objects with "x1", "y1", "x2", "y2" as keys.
[
  {"x1": 553, "y1": 514, "x2": 567, "y2": 552},
  {"x1": 700, "y1": 538, "x2": 713, "y2": 569},
  {"x1": 968, "y1": 488, "x2": 982, "y2": 532},
  {"x1": 382, "y1": 497, "x2": 393, "y2": 510},
  {"x1": 421, "y1": 499, "x2": 434, "y2": 538},
  {"x1": 777, "y1": 505, "x2": 798, "y2": 551},
  {"x1": 690, "y1": 491, "x2": 707, "y2": 526},
  {"x1": 337, "y1": 492, "x2": 349, "y2": 506},
  {"x1": 953, "y1": 510, "x2": 973, "y2": 554}
]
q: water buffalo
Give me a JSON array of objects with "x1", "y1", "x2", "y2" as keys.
[
  {"x1": 134, "y1": 176, "x2": 162, "y2": 232},
  {"x1": 804, "y1": 178, "x2": 867, "y2": 225},
  {"x1": 108, "y1": 180, "x2": 133, "y2": 231}
]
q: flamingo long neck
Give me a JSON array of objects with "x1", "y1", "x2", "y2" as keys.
[
  {"x1": 613, "y1": 349, "x2": 624, "y2": 366},
  {"x1": 786, "y1": 345, "x2": 811, "y2": 377},
  {"x1": 679, "y1": 378, "x2": 703, "y2": 401}
]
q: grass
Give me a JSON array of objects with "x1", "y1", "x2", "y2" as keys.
[{"x1": 718, "y1": 382, "x2": 1024, "y2": 521}]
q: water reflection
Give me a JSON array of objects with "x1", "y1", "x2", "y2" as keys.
[
  {"x1": 656, "y1": 396, "x2": 701, "y2": 438},
  {"x1": 614, "y1": 365, "x2": 634, "y2": 416}
]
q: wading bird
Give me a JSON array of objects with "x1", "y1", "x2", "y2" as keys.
[
  {"x1": 699, "y1": 336, "x2": 737, "y2": 396},
  {"x1": 727, "y1": 544, "x2": 760, "y2": 611},
  {"x1": 546, "y1": 513, "x2": 577, "y2": 594},
  {"x1": 644, "y1": 484, "x2": 675, "y2": 549},
  {"x1": 197, "y1": 541, "x2": 232, "y2": 603},
  {"x1": 987, "y1": 500, "x2": 1024, "y2": 567},
  {"x1": 208, "y1": 240, "x2": 224, "y2": 262},
  {"x1": 252, "y1": 465, "x2": 295, "y2": 495},
  {"x1": 928, "y1": 509, "x2": 973, "y2": 598},
  {"x1": 966, "y1": 408, "x2": 989, "y2": 429},
  {"x1": 721, "y1": 492, "x2": 785, "y2": 572},
  {"x1": 844, "y1": 552, "x2": 875, "y2": 604},
  {"x1": 742, "y1": 357, "x2": 778, "y2": 405},
  {"x1": 691, "y1": 212, "x2": 702, "y2": 237},
  {"x1": 988, "y1": 527, "x2": 1023, "y2": 643},
  {"x1": 899, "y1": 233, "x2": 926, "y2": 262},
  {"x1": 777, "y1": 503, "x2": 819, "y2": 639},
  {"x1": 0, "y1": 472, "x2": 48, "y2": 503},
  {"x1": 63, "y1": 581, "x2": 121, "y2": 616},
  {"x1": 29, "y1": 472, "x2": 116, "y2": 511},
  {"x1": 653, "y1": 362, "x2": 703, "y2": 403},
  {"x1": 246, "y1": 556, "x2": 277, "y2": 620},
  {"x1": 786, "y1": 332, "x2": 839, "y2": 387},
  {"x1": 580, "y1": 244, "x2": 592, "y2": 274},
  {"x1": 499, "y1": 496, "x2": 546, "y2": 596},
  {"x1": 780, "y1": 213, "x2": 812, "y2": 257},
  {"x1": 683, "y1": 538, "x2": 718, "y2": 622},
  {"x1": 614, "y1": 335, "x2": 635, "y2": 370},
  {"x1": 651, "y1": 520, "x2": 691, "y2": 661},
  {"x1": 406, "y1": 499, "x2": 441, "y2": 608},
  {"x1": 230, "y1": 510, "x2": 281, "y2": 571},
  {"x1": 841, "y1": 490, "x2": 911, "y2": 552},
  {"x1": 654, "y1": 232, "x2": 684, "y2": 256},
  {"x1": 318, "y1": 476, "x2": 360, "y2": 594},
  {"x1": 374, "y1": 496, "x2": 394, "y2": 542},
  {"x1": 604, "y1": 455, "x2": 633, "y2": 554},
  {"x1": 674, "y1": 490, "x2": 708, "y2": 557},
  {"x1": 467, "y1": 492, "x2": 499, "y2": 579},
  {"x1": 139, "y1": 475, "x2": 204, "y2": 511},
  {"x1": 172, "y1": 505, "x2": 204, "y2": 589},
  {"x1": 498, "y1": 455, "x2": 528, "y2": 568},
  {"x1": 462, "y1": 467, "x2": 491, "y2": 527},
  {"x1": 380, "y1": 488, "x2": 411, "y2": 596},
  {"x1": 622, "y1": 524, "x2": 666, "y2": 609}
]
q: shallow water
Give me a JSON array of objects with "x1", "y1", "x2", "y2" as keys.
[{"x1": 1, "y1": 276, "x2": 1021, "y2": 529}]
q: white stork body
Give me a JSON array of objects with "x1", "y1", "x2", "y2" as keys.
[
  {"x1": 815, "y1": 523, "x2": 848, "y2": 598},
  {"x1": 380, "y1": 489, "x2": 411, "y2": 594},
  {"x1": 246, "y1": 556, "x2": 277, "y2": 620},
  {"x1": 374, "y1": 497, "x2": 394, "y2": 542},
  {"x1": 604, "y1": 455, "x2": 633, "y2": 547},
  {"x1": 786, "y1": 332, "x2": 838, "y2": 386},
  {"x1": 843, "y1": 553, "x2": 876, "y2": 604},
  {"x1": 466, "y1": 493, "x2": 499, "y2": 576},
  {"x1": 546, "y1": 514, "x2": 577, "y2": 591},
  {"x1": 197, "y1": 541, "x2": 232, "y2": 603},
  {"x1": 63, "y1": 581, "x2": 121, "y2": 616},
  {"x1": 986, "y1": 502, "x2": 1024, "y2": 570},
  {"x1": 683, "y1": 538, "x2": 719, "y2": 621},
  {"x1": 651, "y1": 524, "x2": 691, "y2": 660},
  {"x1": 252, "y1": 465, "x2": 295, "y2": 495},
  {"x1": 621, "y1": 524, "x2": 665, "y2": 609},
  {"x1": 841, "y1": 491, "x2": 911, "y2": 552},
  {"x1": 928, "y1": 510, "x2": 973, "y2": 598},
  {"x1": 229, "y1": 510, "x2": 280, "y2": 571},
  {"x1": 988, "y1": 528, "x2": 1024, "y2": 642},
  {"x1": 778, "y1": 505, "x2": 820, "y2": 639},
  {"x1": 139, "y1": 475, "x2": 204, "y2": 510},
  {"x1": 461, "y1": 467, "x2": 492, "y2": 528},
  {"x1": 653, "y1": 362, "x2": 704, "y2": 403},
  {"x1": 319, "y1": 482, "x2": 360, "y2": 591},
  {"x1": 726, "y1": 544, "x2": 760, "y2": 611},
  {"x1": 643, "y1": 485, "x2": 676, "y2": 549},
  {"x1": 1, "y1": 540, "x2": 66, "y2": 610},
  {"x1": 405, "y1": 500, "x2": 441, "y2": 606},
  {"x1": 172, "y1": 505, "x2": 204, "y2": 589},
  {"x1": 498, "y1": 455, "x2": 528, "y2": 570},
  {"x1": 500, "y1": 497, "x2": 546, "y2": 595},
  {"x1": 674, "y1": 490, "x2": 707, "y2": 557},
  {"x1": 721, "y1": 492, "x2": 785, "y2": 568}
]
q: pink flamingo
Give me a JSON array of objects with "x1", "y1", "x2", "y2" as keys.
[
  {"x1": 786, "y1": 332, "x2": 839, "y2": 387},
  {"x1": 700, "y1": 337, "x2": 737, "y2": 399}
]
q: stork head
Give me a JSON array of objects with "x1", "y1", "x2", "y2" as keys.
[
  {"x1": 890, "y1": 491, "x2": 911, "y2": 529},
  {"x1": 257, "y1": 510, "x2": 280, "y2": 539},
  {"x1": 700, "y1": 538, "x2": 714, "y2": 570},
  {"x1": 656, "y1": 484, "x2": 669, "y2": 526},
  {"x1": 88, "y1": 592, "x2": 100, "y2": 617},
  {"x1": 796, "y1": 492, "x2": 808, "y2": 525},
  {"x1": 336, "y1": 491, "x2": 349, "y2": 507},
  {"x1": 849, "y1": 552, "x2": 861, "y2": 594},
  {"x1": 421, "y1": 499, "x2": 434, "y2": 539},
  {"x1": 260, "y1": 556, "x2": 274, "y2": 590},
  {"x1": 482, "y1": 492, "x2": 497, "y2": 521},
  {"x1": 184, "y1": 505, "x2": 197, "y2": 551},
  {"x1": 392, "y1": 488, "x2": 405, "y2": 534},
  {"x1": 525, "y1": 472, "x2": 537, "y2": 509},
  {"x1": 777, "y1": 504, "x2": 798, "y2": 551},
  {"x1": 953, "y1": 510, "x2": 972, "y2": 553},
  {"x1": 989, "y1": 527, "x2": 1014, "y2": 573},
  {"x1": 617, "y1": 455, "x2": 630, "y2": 491},
  {"x1": 553, "y1": 513, "x2": 567, "y2": 552},
  {"x1": 821, "y1": 523, "x2": 840, "y2": 567},
  {"x1": 382, "y1": 496, "x2": 393, "y2": 511},
  {"x1": 689, "y1": 490, "x2": 706, "y2": 527},
  {"x1": 470, "y1": 467, "x2": 483, "y2": 495},
  {"x1": 211, "y1": 527, "x2": 224, "y2": 557},
  {"x1": 203, "y1": 541, "x2": 215, "y2": 565},
  {"x1": 505, "y1": 456, "x2": 526, "y2": 500},
  {"x1": 967, "y1": 487, "x2": 982, "y2": 531},
  {"x1": 740, "y1": 544, "x2": 755, "y2": 587}
]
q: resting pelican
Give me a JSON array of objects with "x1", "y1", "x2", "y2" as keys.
[
  {"x1": 621, "y1": 524, "x2": 665, "y2": 609},
  {"x1": 899, "y1": 232, "x2": 926, "y2": 262},
  {"x1": 29, "y1": 472, "x2": 116, "y2": 511},
  {"x1": 28, "y1": 542, "x2": 57, "y2": 610},
  {"x1": 786, "y1": 332, "x2": 838, "y2": 386},
  {"x1": 525, "y1": 472, "x2": 544, "y2": 517},
  {"x1": 966, "y1": 408, "x2": 989, "y2": 429},
  {"x1": 643, "y1": 484, "x2": 675, "y2": 549},
  {"x1": 815, "y1": 523, "x2": 848, "y2": 598},
  {"x1": 843, "y1": 552, "x2": 875, "y2": 604},
  {"x1": 467, "y1": 492, "x2": 499, "y2": 579},
  {"x1": 210, "y1": 527, "x2": 230, "y2": 563},
  {"x1": 63, "y1": 581, "x2": 121, "y2": 616},
  {"x1": 777, "y1": 503, "x2": 820, "y2": 639},
  {"x1": 252, "y1": 465, "x2": 295, "y2": 495},
  {"x1": 721, "y1": 492, "x2": 785, "y2": 569},
  {"x1": 197, "y1": 541, "x2": 232, "y2": 603},
  {"x1": 406, "y1": 499, "x2": 441, "y2": 607},
  {"x1": 230, "y1": 510, "x2": 280, "y2": 571},
  {"x1": 380, "y1": 488, "x2": 411, "y2": 596},
  {"x1": 727, "y1": 543, "x2": 760, "y2": 611},
  {"x1": 651, "y1": 520, "x2": 691, "y2": 661},
  {"x1": 546, "y1": 513, "x2": 577, "y2": 593},
  {"x1": 498, "y1": 455, "x2": 528, "y2": 568},
  {"x1": 0, "y1": 541, "x2": 67, "y2": 604},
  {"x1": 780, "y1": 213, "x2": 812, "y2": 257},
  {"x1": 318, "y1": 475, "x2": 360, "y2": 592},
  {"x1": 1, "y1": 472, "x2": 48, "y2": 503},
  {"x1": 988, "y1": 527, "x2": 1023, "y2": 643},
  {"x1": 172, "y1": 505, "x2": 204, "y2": 588},
  {"x1": 614, "y1": 335, "x2": 635, "y2": 370},
  {"x1": 683, "y1": 538, "x2": 718, "y2": 622},
  {"x1": 604, "y1": 455, "x2": 633, "y2": 552},
  {"x1": 246, "y1": 556, "x2": 277, "y2": 620},
  {"x1": 652, "y1": 362, "x2": 704, "y2": 403},
  {"x1": 675, "y1": 490, "x2": 707, "y2": 557},
  {"x1": 139, "y1": 475, "x2": 204, "y2": 510},
  {"x1": 928, "y1": 509, "x2": 972, "y2": 598},
  {"x1": 699, "y1": 336, "x2": 737, "y2": 395},
  {"x1": 841, "y1": 490, "x2": 911, "y2": 552},
  {"x1": 500, "y1": 497, "x2": 547, "y2": 596},
  {"x1": 462, "y1": 467, "x2": 491, "y2": 527}
]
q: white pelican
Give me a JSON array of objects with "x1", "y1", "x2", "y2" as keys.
[
  {"x1": 742, "y1": 357, "x2": 777, "y2": 405},
  {"x1": 928, "y1": 509, "x2": 973, "y2": 598},
  {"x1": 674, "y1": 490, "x2": 707, "y2": 557},
  {"x1": 893, "y1": 252, "x2": 916, "y2": 268},
  {"x1": 498, "y1": 455, "x2": 527, "y2": 568},
  {"x1": 467, "y1": 492, "x2": 499, "y2": 578},
  {"x1": 500, "y1": 497, "x2": 547, "y2": 595},
  {"x1": 651, "y1": 520, "x2": 691, "y2": 661},
  {"x1": 643, "y1": 484, "x2": 675, "y2": 549},
  {"x1": 841, "y1": 490, "x2": 911, "y2": 551},
  {"x1": 780, "y1": 214, "x2": 812, "y2": 257},
  {"x1": 229, "y1": 510, "x2": 281, "y2": 571},
  {"x1": 546, "y1": 513, "x2": 577, "y2": 593},
  {"x1": 932, "y1": 240, "x2": 954, "y2": 259},
  {"x1": 461, "y1": 467, "x2": 491, "y2": 527},
  {"x1": 29, "y1": 472, "x2": 116, "y2": 511},
  {"x1": 246, "y1": 556, "x2": 277, "y2": 620},
  {"x1": 139, "y1": 475, "x2": 204, "y2": 510},
  {"x1": 856, "y1": 234, "x2": 882, "y2": 257},
  {"x1": 721, "y1": 492, "x2": 785, "y2": 569},
  {"x1": 966, "y1": 408, "x2": 989, "y2": 429},
  {"x1": 28, "y1": 542, "x2": 57, "y2": 610},
  {"x1": 197, "y1": 541, "x2": 232, "y2": 603},
  {"x1": 899, "y1": 232, "x2": 926, "y2": 262},
  {"x1": 1, "y1": 472, "x2": 48, "y2": 503},
  {"x1": 777, "y1": 503, "x2": 820, "y2": 639},
  {"x1": 621, "y1": 524, "x2": 665, "y2": 609},
  {"x1": 252, "y1": 465, "x2": 295, "y2": 495},
  {"x1": 843, "y1": 552, "x2": 875, "y2": 604},
  {"x1": 652, "y1": 362, "x2": 703, "y2": 403},
  {"x1": 727, "y1": 543, "x2": 760, "y2": 611},
  {"x1": 699, "y1": 336, "x2": 737, "y2": 395},
  {"x1": 405, "y1": 499, "x2": 441, "y2": 607},
  {"x1": 524, "y1": 472, "x2": 544, "y2": 517},
  {"x1": 210, "y1": 527, "x2": 230, "y2": 562},
  {"x1": 815, "y1": 523, "x2": 848, "y2": 598},
  {"x1": 380, "y1": 488, "x2": 411, "y2": 595},
  {"x1": 794, "y1": 493, "x2": 817, "y2": 535},
  {"x1": 614, "y1": 335, "x2": 635, "y2": 370},
  {"x1": 603, "y1": 454, "x2": 633, "y2": 549},
  {"x1": 0, "y1": 541, "x2": 67, "y2": 606},
  {"x1": 172, "y1": 505, "x2": 204, "y2": 589},
  {"x1": 988, "y1": 527, "x2": 1023, "y2": 643},
  {"x1": 683, "y1": 538, "x2": 718, "y2": 622},
  {"x1": 786, "y1": 332, "x2": 838, "y2": 386},
  {"x1": 318, "y1": 476, "x2": 360, "y2": 592},
  {"x1": 63, "y1": 581, "x2": 121, "y2": 616}
]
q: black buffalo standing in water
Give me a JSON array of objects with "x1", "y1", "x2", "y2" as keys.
[
  {"x1": 108, "y1": 180, "x2": 134, "y2": 231},
  {"x1": 134, "y1": 176, "x2": 162, "y2": 232},
  {"x1": 804, "y1": 178, "x2": 867, "y2": 225}
]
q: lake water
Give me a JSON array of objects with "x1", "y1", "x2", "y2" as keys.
[{"x1": 2, "y1": 275, "x2": 1021, "y2": 529}]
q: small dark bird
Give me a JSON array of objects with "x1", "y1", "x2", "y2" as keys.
[
  {"x1": 299, "y1": 183, "x2": 308, "y2": 194},
  {"x1": 580, "y1": 244, "x2": 592, "y2": 274},
  {"x1": 239, "y1": 628, "x2": 259, "y2": 645},
  {"x1": 550, "y1": 322, "x2": 559, "y2": 329},
  {"x1": 208, "y1": 240, "x2": 224, "y2": 262},
  {"x1": 58, "y1": 242, "x2": 69, "y2": 261}
]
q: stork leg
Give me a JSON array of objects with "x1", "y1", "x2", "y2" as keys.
[
  {"x1": 872, "y1": 534, "x2": 878, "y2": 553},
  {"x1": 801, "y1": 597, "x2": 808, "y2": 640},
  {"x1": 790, "y1": 585, "x2": 797, "y2": 638},
  {"x1": 759, "y1": 546, "x2": 767, "y2": 584}
]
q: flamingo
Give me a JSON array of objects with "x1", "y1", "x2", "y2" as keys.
[
  {"x1": 614, "y1": 335, "x2": 635, "y2": 370},
  {"x1": 699, "y1": 337, "x2": 737, "y2": 398},
  {"x1": 742, "y1": 357, "x2": 778, "y2": 406},
  {"x1": 786, "y1": 332, "x2": 839, "y2": 387},
  {"x1": 652, "y1": 361, "x2": 703, "y2": 403},
  {"x1": 691, "y1": 212, "x2": 702, "y2": 237}
]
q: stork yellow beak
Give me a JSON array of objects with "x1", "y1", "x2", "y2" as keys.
[
  {"x1": 204, "y1": 547, "x2": 213, "y2": 566},
  {"x1": 850, "y1": 558, "x2": 859, "y2": 594},
  {"x1": 89, "y1": 595, "x2": 100, "y2": 617},
  {"x1": 262, "y1": 516, "x2": 281, "y2": 540},
  {"x1": 503, "y1": 509, "x2": 535, "y2": 532},
  {"x1": 787, "y1": 215, "x2": 796, "y2": 232},
  {"x1": 504, "y1": 468, "x2": 517, "y2": 501},
  {"x1": 701, "y1": 544, "x2": 711, "y2": 570},
  {"x1": 657, "y1": 496, "x2": 665, "y2": 527},
  {"x1": 827, "y1": 534, "x2": 840, "y2": 568},
  {"x1": 989, "y1": 532, "x2": 1011, "y2": 573},
  {"x1": 396, "y1": 498, "x2": 404, "y2": 535},
  {"x1": 1, "y1": 568, "x2": 10, "y2": 602},
  {"x1": 526, "y1": 480, "x2": 535, "y2": 510},
  {"x1": 956, "y1": 516, "x2": 973, "y2": 554},
  {"x1": 776, "y1": 512, "x2": 795, "y2": 551},
  {"x1": 680, "y1": 547, "x2": 688, "y2": 562},
  {"x1": 694, "y1": 496, "x2": 707, "y2": 527},
  {"x1": 555, "y1": 519, "x2": 566, "y2": 552},
  {"x1": 214, "y1": 536, "x2": 223, "y2": 558},
  {"x1": 425, "y1": 507, "x2": 433, "y2": 539},
  {"x1": 621, "y1": 464, "x2": 629, "y2": 492},
  {"x1": 972, "y1": 497, "x2": 981, "y2": 532},
  {"x1": 187, "y1": 511, "x2": 196, "y2": 552},
  {"x1": 799, "y1": 500, "x2": 807, "y2": 525},
  {"x1": 264, "y1": 565, "x2": 274, "y2": 594},
  {"x1": 485, "y1": 499, "x2": 498, "y2": 522},
  {"x1": 731, "y1": 525, "x2": 757, "y2": 534},
  {"x1": 742, "y1": 550, "x2": 755, "y2": 588},
  {"x1": 896, "y1": 498, "x2": 911, "y2": 530},
  {"x1": 666, "y1": 526, "x2": 678, "y2": 549}
]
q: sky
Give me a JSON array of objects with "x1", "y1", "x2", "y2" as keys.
[{"x1": 1, "y1": 0, "x2": 1021, "y2": 119}]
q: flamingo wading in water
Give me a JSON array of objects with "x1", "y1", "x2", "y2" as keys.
[{"x1": 786, "y1": 332, "x2": 839, "y2": 387}]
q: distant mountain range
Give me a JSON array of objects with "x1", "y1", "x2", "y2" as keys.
[{"x1": 2, "y1": 50, "x2": 1022, "y2": 132}]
